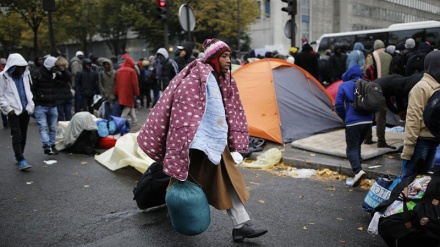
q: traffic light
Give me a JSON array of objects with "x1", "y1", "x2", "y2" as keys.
[
  {"x1": 156, "y1": 0, "x2": 167, "y2": 20},
  {"x1": 281, "y1": 0, "x2": 297, "y2": 16}
]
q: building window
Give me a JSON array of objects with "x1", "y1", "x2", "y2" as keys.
[
  {"x1": 265, "y1": 0, "x2": 270, "y2": 17},
  {"x1": 301, "y1": 0, "x2": 310, "y2": 41}
]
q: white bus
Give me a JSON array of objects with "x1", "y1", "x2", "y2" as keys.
[{"x1": 315, "y1": 21, "x2": 440, "y2": 55}]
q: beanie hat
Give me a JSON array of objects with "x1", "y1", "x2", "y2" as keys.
[
  {"x1": 405, "y1": 38, "x2": 415, "y2": 49},
  {"x1": 76, "y1": 51, "x2": 84, "y2": 57},
  {"x1": 373, "y1": 40, "x2": 385, "y2": 50},
  {"x1": 142, "y1": 60, "x2": 150, "y2": 67},
  {"x1": 289, "y1": 47, "x2": 298, "y2": 54},
  {"x1": 202, "y1": 38, "x2": 231, "y2": 73},
  {"x1": 386, "y1": 45, "x2": 396, "y2": 54},
  {"x1": 43, "y1": 56, "x2": 57, "y2": 70}
]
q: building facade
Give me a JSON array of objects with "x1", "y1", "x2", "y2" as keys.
[{"x1": 249, "y1": 0, "x2": 440, "y2": 55}]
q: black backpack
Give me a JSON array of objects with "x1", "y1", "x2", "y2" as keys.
[
  {"x1": 133, "y1": 162, "x2": 170, "y2": 210},
  {"x1": 352, "y1": 79, "x2": 385, "y2": 115},
  {"x1": 423, "y1": 90, "x2": 440, "y2": 139},
  {"x1": 374, "y1": 166, "x2": 440, "y2": 247}
]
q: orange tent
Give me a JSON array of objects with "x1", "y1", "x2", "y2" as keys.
[{"x1": 233, "y1": 58, "x2": 343, "y2": 144}]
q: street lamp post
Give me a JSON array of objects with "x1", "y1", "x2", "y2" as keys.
[{"x1": 43, "y1": 0, "x2": 57, "y2": 56}]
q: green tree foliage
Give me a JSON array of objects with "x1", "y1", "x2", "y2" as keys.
[
  {"x1": 55, "y1": 0, "x2": 99, "y2": 56},
  {"x1": 97, "y1": 0, "x2": 151, "y2": 56},
  {"x1": 0, "y1": 11, "x2": 27, "y2": 57},
  {"x1": 2, "y1": 0, "x2": 46, "y2": 57},
  {"x1": 133, "y1": 0, "x2": 259, "y2": 52},
  {"x1": 1, "y1": 0, "x2": 259, "y2": 58}
]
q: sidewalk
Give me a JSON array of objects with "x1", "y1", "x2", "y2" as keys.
[
  {"x1": 248, "y1": 141, "x2": 403, "y2": 179},
  {"x1": 134, "y1": 107, "x2": 403, "y2": 180}
]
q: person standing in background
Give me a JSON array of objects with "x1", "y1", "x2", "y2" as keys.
[
  {"x1": 114, "y1": 54, "x2": 139, "y2": 125},
  {"x1": 151, "y1": 48, "x2": 178, "y2": 107},
  {"x1": 0, "y1": 53, "x2": 35, "y2": 170},
  {"x1": 346, "y1": 42, "x2": 365, "y2": 71},
  {"x1": 98, "y1": 58, "x2": 116, "y2": 119},
  {"x1": 75, "y1": 58, "x2": 99, "y2": 113},
  {"x1": 70, "y1": 51, "x2": 84, "y2": 112},
  {"x1": 54, "y1": 56, "x2": 73, "y2": 121}
]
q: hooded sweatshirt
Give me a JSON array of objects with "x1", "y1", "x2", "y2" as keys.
[
  {"x1": 0, "y1": 53, "x2": 34, "y2": 115},
  {"x1": 401, "y1": 50, "x2": 440, "y2": 160},
  {"x1": 114, "y1": 55, "x2": 139, "y2": 107},
  {"x1": 98, "y1": 58, "x2": 116, "y2": 102},
  {"x1": 346, "y1": 42, "x2": 365, "y2": 70},
  {"x1": 335, "y1": 64, "x2": 374, "y2": 126},
  {"x1": 175, "y1": 42, "x2": 195, "y2": 71}
]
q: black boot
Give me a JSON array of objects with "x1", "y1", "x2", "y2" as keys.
[{"x1": 232, "y1": 222, "x2": 268, "y2": 242}]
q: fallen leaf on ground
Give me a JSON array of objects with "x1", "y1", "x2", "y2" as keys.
[
  {"x1": 258, "y1": 200, "x2": 265, "y2": 204},
  {"x1": 26, "y1": 181, "x2": 33, "y2": 185},
  {"x1": 357, "y1": 227, "x2": 364, "y2": 231},
  {"x1": 303, "y1": 226, "x2": 308, "y2": 230},
  {"x1": 80, "y1": 162, "x2": 88, "y2": 165},
  {"x1": 84, "y1": 185, "x2": 90, "y2": 188},
  {"x1": 336, "y1": 218, "x2": 344, "y2": 221}
]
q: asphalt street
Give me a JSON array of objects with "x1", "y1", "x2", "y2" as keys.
[{"x1": 0, "y1": 108, "x2": 389, "y2": 247}]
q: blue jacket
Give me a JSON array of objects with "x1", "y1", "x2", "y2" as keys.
[
  {"x1": 346, "y1": 42, "x2": 365, "y2": 70},
  {"x1": 335, "y1": 65, "x2": 374, "y2": 126}
]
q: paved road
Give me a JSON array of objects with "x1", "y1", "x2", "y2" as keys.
[{"x1": 0, "y1": 108, "x2": 388, "y2": 247}]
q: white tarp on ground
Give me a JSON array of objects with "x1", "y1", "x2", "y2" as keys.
[
  {"x1": 291, "y1": 128, "x2": 404, "y2": 160},
  {"x1": 94, "y1": 132, "x2": 153, "y2": 174}
]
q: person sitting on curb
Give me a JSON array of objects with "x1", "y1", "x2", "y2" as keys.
[{"x1": 335, "y1": 64, "x2": 374, "y2": 187}]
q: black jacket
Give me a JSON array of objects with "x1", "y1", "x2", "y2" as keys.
[{"x1": 32, "y1": 66, "x2": 63, "y2": 106}]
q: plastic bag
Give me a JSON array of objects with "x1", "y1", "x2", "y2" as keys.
[
  {"x1": 362, "y1": 175, "x2": 394, "y2": 212},
  {"x1": 241, "y1": 148, "x2": 282, "y2": 169}
]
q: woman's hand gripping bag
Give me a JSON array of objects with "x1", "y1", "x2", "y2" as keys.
[{"x1": 165, "y1": 181, "x2": 211, "y2": 236}]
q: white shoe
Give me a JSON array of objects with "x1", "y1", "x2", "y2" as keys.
[{"x1": 352, "y1": 170, "x2": 366, "y2": 187}]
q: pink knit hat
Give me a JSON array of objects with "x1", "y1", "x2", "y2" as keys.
[{"x1": 202, "y1": 38, "x2": 231, "y2": 73}]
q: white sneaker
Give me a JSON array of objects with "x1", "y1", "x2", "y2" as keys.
[{"x1": 352, "y1": 170, "x2": 366, "y2": 187}]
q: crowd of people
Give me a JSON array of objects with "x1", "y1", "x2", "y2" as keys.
[
  {"x1": 331, "y1": 38, "x2": 439, "y2": 187},
  {"x1": 0, "y1": 44, "x2": 194, "y2": 170}
]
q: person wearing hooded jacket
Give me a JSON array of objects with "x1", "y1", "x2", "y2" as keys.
[
  {"x1": 114, "y1": 54, "x2": 139, "y2": 125},
  {"x1": 75, "y1": 58, "x2": 99, "y2": 113},
  {"x1": 137, "y1": 38, "x2": 268, "y2": 242},
  {"x1": 174, "y1": 41, "x2": 195, "y2": 71},
  {"x1": 0, "y1": 53, "x2": 35, "y2": 170},
  {"x1": 401, "y1": 50, "x2": 440, "y2": 178},
  {"x1": 346, "y1": 42, "x2": 365, "y2": 71},
  {"x1": 328, "y1": 43, "x2": 348, "y2": 83},
  {"x1": 98, "y1": 58, "x2": 116, "y2": 119},
  {"x1": 335, "y1": 64, "x2": 374, "y2": 187},
  {"x1": 32, "y1": 56, "x2": 64, "y2": 155},
  {"x1": 294, "y1": 43, "x2": 319, "y2": 79},
  {"x1": 151, "y1": 48, "x2": 178, "y2": 107}
]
